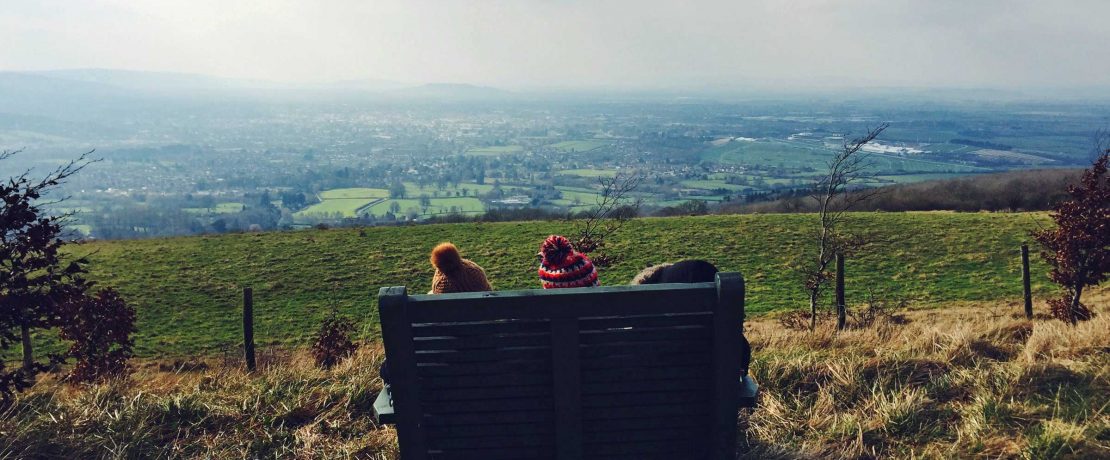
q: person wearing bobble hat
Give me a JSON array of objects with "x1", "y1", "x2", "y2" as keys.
[
  {"x1": 381, "y1": 242, "x2": 491, "y2": 385},
  {"x1": 537, "y1": 235, "x2": 599, "y2": 288},
  {"x1": 429, "y1": 242, "x2": 492, "y2": 294}
]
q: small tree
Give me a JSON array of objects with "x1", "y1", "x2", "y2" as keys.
[
  {"x1": 794, "y1": 124, "x2": 887, "y2": 331},
  {"x1": 56, "y1": 288, "x2": 136, "y2": 382},
  {"x1": 1032, "y1": 149, "x2": 1109, "y2": 324},
  {"x1": 1, "y1": 149, "x2": 95, "y2": 402},
  {"x1": 570, "y1": 172, "x2": 644, "y2": 267},
  {"x1": 311, "y1": 309, "x2": 358, "y2": 369}
]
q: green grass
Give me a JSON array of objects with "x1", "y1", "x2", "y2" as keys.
[
  {"x1": 680, "y1": 179, "x2": 751, "y2": 192},
  {"x1": 703, "y1": 139, "x2": 983, "y2": 174},
  {"x1": 183, "y1": 202, "x2": 246, "y2": 215},
  {"x1": 38, "y1": 212, "x2": 1055, "y2": 358},
  {"x1": 400, "y1": 182, "x2": 496, "y2": 197},
  {"x1": 364, "y1": 197, "x2": 485, "y2": 217},
  {"x1": 294, "y1": 198, "x2": 381, "y2": 219},
  {"x1": 317, "y1": 188, "x2": 389, "y2": 200},
  {"x1": 548, "y1": 140, "x2": 610, "y2": 152},
  {"x1": 556, "y1": 169, "x2": 618, "y2": 178},
  {"x1": 464, "y1": 145, "x2": 524, "y2": 156}
]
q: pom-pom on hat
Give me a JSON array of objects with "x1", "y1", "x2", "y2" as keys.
[
  {"x1": 430, "y1": 242, "x2": 492, "y2": 294},
  {"x1": 537, "y1": 235, "x2": 599, "y2": 289}
]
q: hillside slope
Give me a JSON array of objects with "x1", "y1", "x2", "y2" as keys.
[
  {"x1": 5, "y1": 292, "x2": 1106, "y2": 459},
  {"x1": 64, "y1": 212, "x2": 1052, "y2": 357}
]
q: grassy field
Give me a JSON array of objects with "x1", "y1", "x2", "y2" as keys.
[
  {"x1": 29, "y1": 212, "x2": 1058, "y2": 358},
  {"x1": 548, "y1": 140, "x2": 610, "y2": 152},
  {"x1": 294, "y1": 198, "x2": 382, "y2": 219},
  {"x1": 556, "y1": 168, "x2": 619, "y2": 178},
  {"x1": 680, "y1": 179, "x2": 752, "y2": 192},
  {"x1": 318, "y1": 188, "x2": 389, "y2": 200},
  {"x1": 464, "y1": 145, "x2": 524, "y2": 156},
  {"x1": 4, "y1": 292, "x2": 1105, "y2": 458},
  {"x1": 183, "y1": 202, "x2": 246, "y2": 215},
  {"x1": 703, "y1": 139, "x2": 983, "y2": 174},
  {"x1": 363, "y1": 197, "x2": 485, "y2": 217},
  {"x1": 295, "y1": 184, "x2": 497, "y2": 220}
]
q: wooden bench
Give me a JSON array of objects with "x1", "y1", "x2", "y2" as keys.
[{"x1": 373, "y1": 272, "x2": 757, "y2": 459}]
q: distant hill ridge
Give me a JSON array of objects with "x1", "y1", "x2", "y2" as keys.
[{"x1": 724, "y1": 168, "x2": 1081, "y2": 214}]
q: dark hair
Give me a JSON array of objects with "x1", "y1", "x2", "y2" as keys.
[{"x1": 650, "y1": 260, "x2": 719, "y2": 284}]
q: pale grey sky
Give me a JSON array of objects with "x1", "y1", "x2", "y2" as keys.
[{"x1": 3, "y1": 0, "x2": 1109, "y2": 89}]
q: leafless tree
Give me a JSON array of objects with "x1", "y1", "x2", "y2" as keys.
[
  {"x1": 795, "y1": 124, "x2": 888, "y2": 331},
  {"x1": 571, "y1": 172, "x2": 645, "y2": 267}
]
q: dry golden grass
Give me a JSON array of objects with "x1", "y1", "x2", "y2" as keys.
[
  {"x1": 2, "y1": 291, "x2": 1107, "y2": 459},
  {"x1": 743, "y1": 288, "x2": 1109, "y2": 459}
]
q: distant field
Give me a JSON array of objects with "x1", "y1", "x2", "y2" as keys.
[
  {"x1": 680, "y1": 179, "x2": 751, "y2": 192},
  {"x1": 294, "y1": 198, "x2": 381, "y2": 219},
  {"x1": 400, "y1": 182, "x2": 496, "y2": 198},
  {"x1": 295, "y1": 184, "x2": 497, "y2": 221},
  {"x1": 873, "y1": 173, "x2": 979, "y2": 184},
  {"x1": 34, "y1": 212, "x2": 1055, "y2": 357},
  {"x1": 703, "y1": 139, "x2": 984, "y2": 174},
  {"x1": 548, "y1": 140, "x2": 610, "y2": 152},
  {"x1": 364, "y1": 197, "x2": 484, "y2": 217},
  {"x1": 183, "y1": 202, "x2": 245, "y2": 215},
  {"x1": 318, "y1": 188, "x2": 389, "y2": 199},
  {"x1": 556, "y1": 168, "x2": 619, "y2": 178},
  {"x1": 465, "y1": 145, "x2": 524, "y2": 156}
]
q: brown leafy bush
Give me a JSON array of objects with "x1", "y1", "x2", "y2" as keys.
[
  {"x1": 1031, "y1": 149, "x2": 1109, "y2": 324},
  {"x1": 310, "y1": 310, "x2": 358, "y2": 369},
  {"x1": 1047, "y1": 296, "x2": 1093, "y2": 323},
  {"x1": 57, "y1": 288, "x2": 136, "y2": 383}
]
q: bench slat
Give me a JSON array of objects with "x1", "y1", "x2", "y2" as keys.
[
  {"x1": 580, "y1": 341, "x2": 710, "y2": 358},
  {"x1": 419, "y1": 373, "x2": 551, "y2": 389},
  {"x1": 578, "y1": 326, "x2": 711, "y2": 344},
  {"x1": 582, "y1": 390, "x2": 707, "y2": 408},
  {"x1": 581, "y1": 365, "x2": 710, "y2": 383},
  {"x1": 419, "y1": 385, "x2": 553, "y2": 401},
  {"x1": 413, "y1": 333, "x2": 550, "y2": 351},
  {"x1": 422, "y1": 397, "x2": 555, "y2": 414},
  {"x1": 424, "y1": 410, "x2": 554, "y2": 426},
  {"x1": 429, "y1": 433, "x2": 554, "y2": 450},
  {"x1": 581, "y1": 354, "x2": 712, "y2": 370},
  {"x1": 582, "y1": 402, "x2": 708, "y2": 421},
  {"x1": 415, "y1": 347, "x2": 550, "y2": 364},
  {"x1": 428, "y1": 447, "x2": 555, "y2": 460},
  {"x1": 578, "y1": 312, "x2": 713, "y2": 331},
  {"x1": 412, "y1": 320, "x2": 551, "y2": 337},
  {"x1": 416, "y1": 360, "x2": 550, "y2": 377},
  {"x1": 426, "y1": 422, "x2": 552, "y2": 439},
  {"x1": 581, "y1": 378, "x2": 708, "y2": 395},
  {"x1": 582, "y1": 415, "x2": 707, "y2": 432}
]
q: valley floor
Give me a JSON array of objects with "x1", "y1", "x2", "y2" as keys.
[{"x1": 2, "y1": 289, "x2": 1106, "y2": 459}]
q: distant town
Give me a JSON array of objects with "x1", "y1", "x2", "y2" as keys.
[{"x1": 2, "y1": 71, "x2": 1106, "y2": 239}]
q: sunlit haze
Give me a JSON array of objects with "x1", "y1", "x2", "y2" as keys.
[{"x1": 4, "y1": 0, "x2": 1110, "y2": 90}]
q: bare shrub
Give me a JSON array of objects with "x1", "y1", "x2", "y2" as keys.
[
  {"x1": 570, "y1": 172, "x2": 644, "y2": 267},
  {"x1": 310, "y1": 310, "x2": 358, "y2": 369}
]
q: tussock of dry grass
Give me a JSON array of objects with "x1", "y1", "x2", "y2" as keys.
[
  {"x1": 743, "y1": 289, "x2": 1110, "y2": 459},
  {"x1": 2, "y1": 292, "x2": 1108, "y2": 459},
  {"x1": 1, "y1": 346, "x2": 397, "y2": 459}
]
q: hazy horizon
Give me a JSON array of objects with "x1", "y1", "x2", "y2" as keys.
[{"x1": 4, "y1": 0, "x2": 1110, "y2": 92}]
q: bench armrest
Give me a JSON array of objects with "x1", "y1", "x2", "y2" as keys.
[
  {"x1": 739, "y1": 375, "x2": 759, "y2": 409},
  {"x1": 372, "y1": 386, "x2": 396, "y2": 425}
]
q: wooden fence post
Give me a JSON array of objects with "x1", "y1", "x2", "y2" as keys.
[
  {"x1": 244, "y1": 287, "x2": 256, "y2": 371},
  {"x1": 836, "y1": 253, "x2": 846, "y2": 330},
  {"x1": 1021, "y1": 244, "x2": 1032, "y2": 320}
]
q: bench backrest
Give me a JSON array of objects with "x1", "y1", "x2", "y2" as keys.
[{"x1": 378, "y1": 272, "x2": 746, "y2": 460}]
